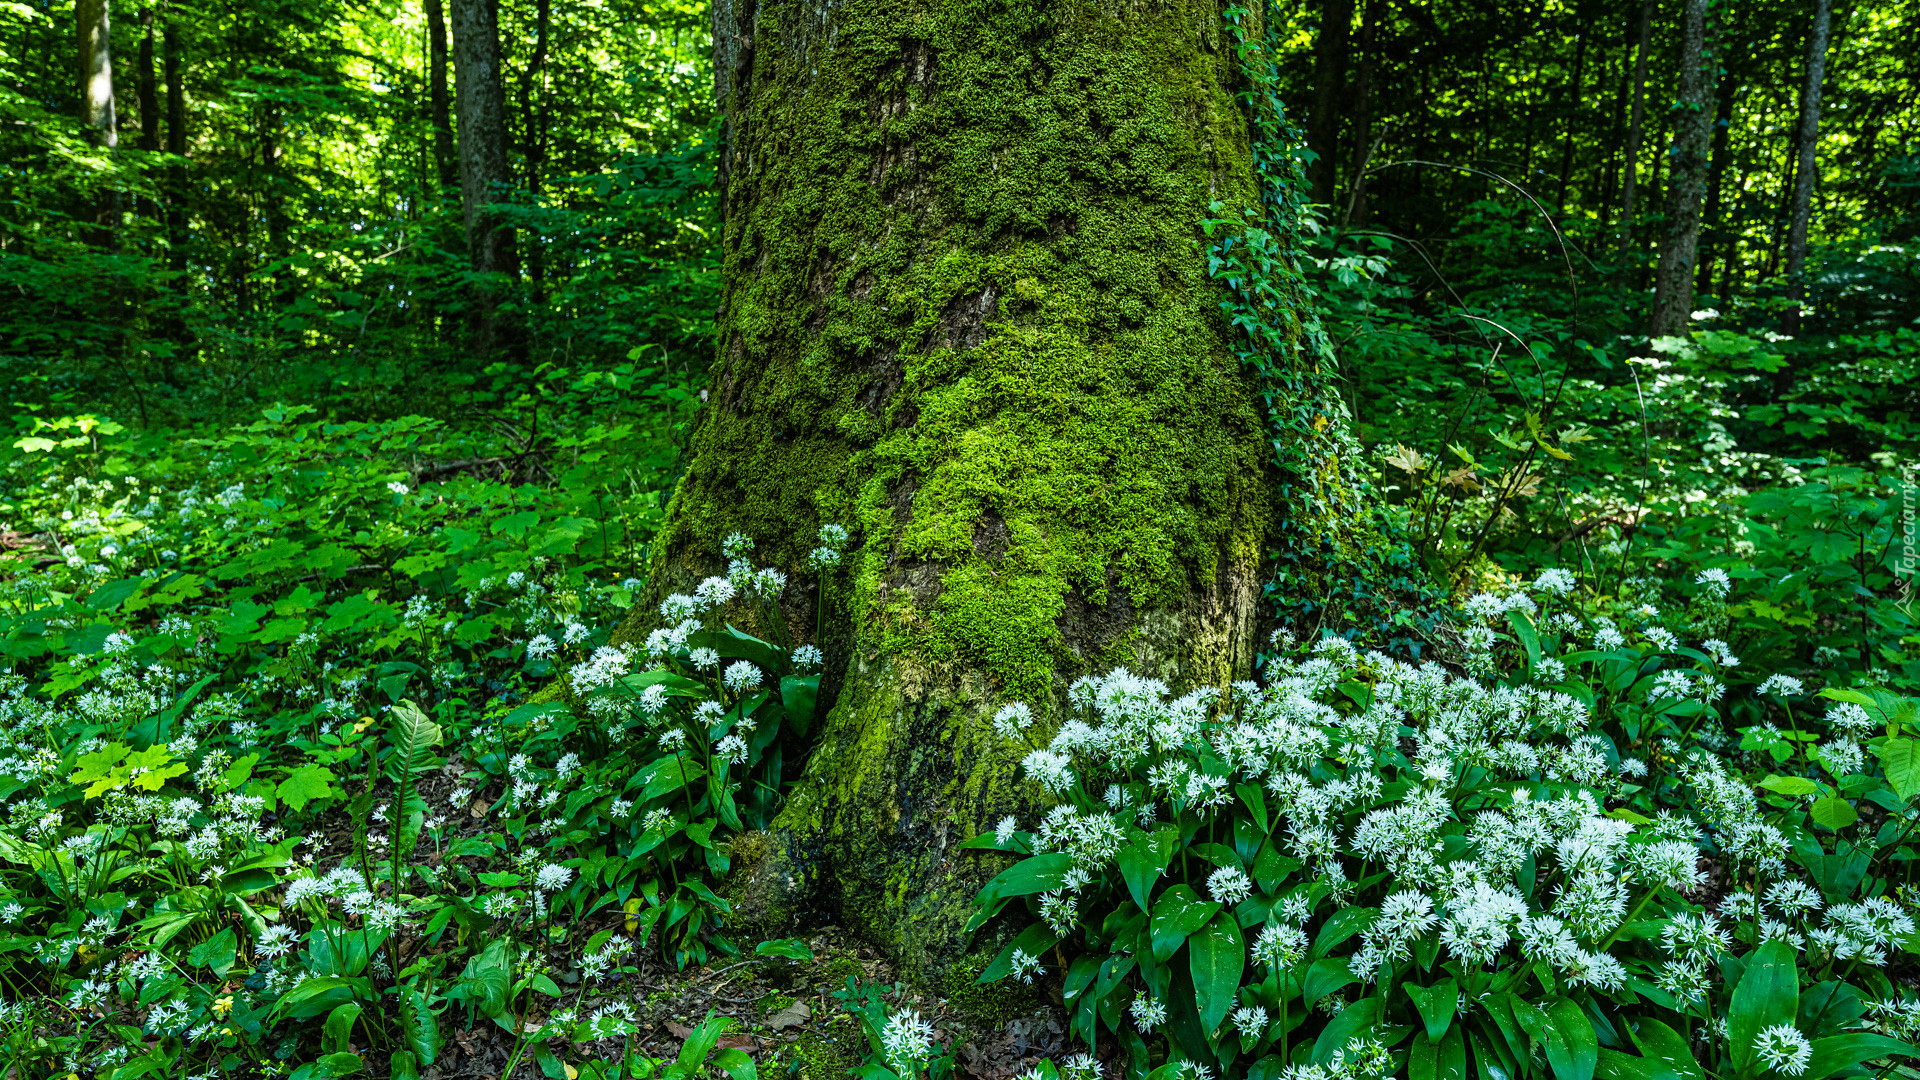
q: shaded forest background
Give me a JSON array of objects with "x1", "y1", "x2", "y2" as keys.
[{"x1": 2, "y1": 0, "x2": 1917, "y2": 614}]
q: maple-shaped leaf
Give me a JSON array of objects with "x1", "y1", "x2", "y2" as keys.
[
  {"x1": 126, "y1": 745, "x2": 188, "y2": 792},
  {"x1": 72, "y1": 742, "x2": 131, "y2": 798},
  {"x1": 277, "y1": 763, "x2": 337, "y2": 811},
  {"x1": 1381, "y1": 443, "x2": 1427, "y2": 475}
]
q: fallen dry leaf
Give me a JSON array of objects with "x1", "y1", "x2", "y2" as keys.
[{"x1": 766, "y1": 1001, "x2": 811, "y2": 1031}]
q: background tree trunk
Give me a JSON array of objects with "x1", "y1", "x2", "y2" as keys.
[
  {"x1": 519, "y1": 0, "x2": 550, "y2": 307},
  {"x1": 1650, "y1": 0, "x2": 1714, "y2": 335},
  {"x1": 1613, "y1": 0, "x2": 1654, "y2": 284},
  {"x1": 450, "y1": 0, "x2": 521, "y2": 358},
  {"x1": 76, "y1": 0, "x2": 116, "y2": 247},
  {"x1": 135, "y1": 6, "x2": 158, "y2": 228},
  {"x1": 426, "y1": 0, "x2": 456, "y2": 195},
  {"x1": 76, "y1": 0, "x2": 115, "y2": 146},
  {"x1": 1554, "y1": 15, "x2": 1589, "y2": 215},
  {"x1": 1695, "y1": 67, "x2": 1738, "y2": 299},
  {"x1": 1307, "y1": 0, "x2": 1354, "y2": 206},
  {"x1": 1784, "y1": 0, "x2": 1832, "y2": 331},
  {"x1": 628, "y1": 0, "x2": 1357, "y2": 986}
]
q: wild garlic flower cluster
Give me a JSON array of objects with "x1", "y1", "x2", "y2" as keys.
[{"x1": 989, "y1": 647, "x2": 1882, "y2": 1020}]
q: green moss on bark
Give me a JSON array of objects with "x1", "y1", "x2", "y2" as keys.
[{"x1": 635, "y1": 0, "x2": 1353, "y2": 989}]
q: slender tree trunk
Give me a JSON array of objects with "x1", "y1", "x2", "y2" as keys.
[
  {"x1": 1598, "y1": 21, "x2": 1632, "y2": 239},
  {"x1": 76, "y1": 0, "x2": 117, "y2": 246},
  {"x1": 1696, "y1": 70, "x2": 1738, "y2": 299},
  {"x1": 638, "y1": 0, "x2": 1356, "y2": 986},
  {"x1": 426, "y1": 0, "x2": 456, "y2": 194},
  {"x1": 520, "y1": 0, "x2": 550, "y2": 307},
  {"x1": 162, "y1": 3, "x2": 185, "y2": 267},
  {"x1": 1784, "y1": 0, "x2": 1831, "y2": 331},
  {"x1": 1555, "y1": 17, "x2": 1589, "y2": 214},
  {"x1": 1651, "y1": 0, "x2": 1715, "y2": 335},
  {"x1": 1342, "y1": 0, "x2": 1378, "y2": 227},
  {"x1": 450, "y1": 0, "x2": 522, "y2": 359},
  {"x1": 135, "y1": 6, "x2": 158, "y2": 230},
  {"x1": 76, "y1": 0, "x2": 115, "y2": 145},
  {"x1": 1307, "y1": 0, "x2": 1354, "y2": 206},
  {"x1": 1614, "y1": 0, "x2": 1654, "y2": 282},
  {"x1": 135, "y1": 9, "x2": 157, "y2": 151}
]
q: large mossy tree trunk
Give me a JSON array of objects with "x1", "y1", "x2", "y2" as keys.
[{"x1": 634, "y1": 0, "x2": 1348, "y2": 988}]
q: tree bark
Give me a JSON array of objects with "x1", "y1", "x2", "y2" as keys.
[
  {"x1": 76, "y1": 0, "x2": 115, "y2": 146},
  {"x1": 135, "y1": 8, "x2": 158, "y2": 152},
  {"x1": 632, "y1": 0, "x2": 1355, "y2": 986},
  {"x1": 1341, "y1": 0, "x2": 1378, "y2": 226},
  {"x1": 450, "y1": 0, "x2": 521, "y2": 358},
  {"x1": 519, "y1": 0, "x2": 551, "y2": 306},
  {"x1": 1554, "y1": 15, "x2": 1589, "y2": 214},
  {"x1": 426, "y1": 0, "x2": 457, "y2": 194},
  {"x1": 1613, "y1": 0, "x2": 1654, "y2": 283},
  {"x1": 1784, "y1": 0, "x2": 1831, "y2": 331},
  {"x1": 134, "y1": 6, "x2": 158, "y2": 229},
  {"x1": 76, "y1": 0, "x2": 117, "y2": 246},
  {"x1": 1307, "y1": 0, "x2": 1354, "y2": 206},
  {"x1": 1695, "y1": 68, "x2": 1738, "y2": 299},
  {"x1": 1650, "y1": 0, "x2": 1714, "y2": 335},
  {"x1": 162, "y1": 2, "x2": 185, "y2": 269}
]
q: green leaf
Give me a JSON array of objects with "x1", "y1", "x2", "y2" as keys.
[
  {"x1": 188, "y1": 927, "x2": 237, "y2": 976},
  {"x1": 1759, "y1": 775, "x2": 1822, "y2": 797},
  {"x1": 1313, "y1": 998, "x2": 1382, "y2": 1064},
  {"x1": 1189, "y1": 913, "x2": 1245, "y2": 1033},
  {"x1": 1803, "y1": 1033, "x2": 1916, "y2": 1079},
  {"x1": 305, "y1": 1052, "x2": 368, "y2": 1078},
  {"x1": 1407, "y1": 979, "x2": 1460, "y2": 1041},
  {"x1": 278, "y1": 763, "x2": 338, "y2": 811},
  {"x1": 1302, "y1": 956, "x2": 1356, "y2": 1009},
  {"x1": 1544, "y1": 998, "x2": 1597, "y2": 1080},
  {"x1": 1508, "y1": 609, "x2": 1542, "y2": 671},
  {"x1": 1311, "y1": 905, "x2": 1374, "y2": 959},
  {"x1": 779, "y1": 675, "x2": 820, "y2": 738},
  {"x1": 1149, "y1": 885, "x2": 1221, "y2": 963},
  {"x1": 463, "y1": 938, "x2": 517, "y2": 1019},
  {"x1": 400, "y1": 987, "x2": 440, "y2": 1065},
  {"x1": 1625, "y1": 1018, "x2": 1704, "y2": 1080},
  {"x1": 1729, "y1": 938, "x2": 1799, "y2": 1078},
  {"x1": 1809, "y1": 796, "x2": 1857, "y2": 831},
  {"x1": 323, "y1": 1003, "x2": 363, "y2": 1054},
  {"x1": 713, "y1": 1047, "x2": 759, "y2": 1080},
  {"x1": 978, "y1": 922, "x2": 1061, "y2": 983},
  {"x1": 1118, "y1": 828, "x2": 1178, "y2": 911},
  {"x1": 385, "y1": 699, "x2": 444, "y2": 780},
  {"x1": 1410, "y1": 1028, "x2": 1467, "y2": 1080},
  {"x1": 754, "y1": 938, "x2": 814, "y2": 961},
  {"x1": 1872, "y1": 738, "x2": 1920, "y2": 800},
  {"x1": 979, "y1": 852, "x2": 1074, "y2": 901},
  {"x1": 1594, "y1": 1049, "x2": 1682, "y2": 1080}
]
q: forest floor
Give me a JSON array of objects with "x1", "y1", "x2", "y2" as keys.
[{"x1": 292, "y1": 757, "x2": 1070, "y2": 1080}]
